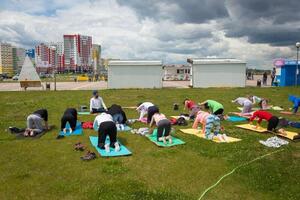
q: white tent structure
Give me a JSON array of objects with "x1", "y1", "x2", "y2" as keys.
[
  {"x1": 19, "y1": 56, "x2": 42, "y2": 88},
  {"x1": 108, "y1": 60, "x2": 163, "y2": 89},
  {"x1": 187, "y1": 58, "x2": 246, "y2": 88}
]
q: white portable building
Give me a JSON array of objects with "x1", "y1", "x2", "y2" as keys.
[
  {"x1": 187, "y1": 58, "x2": 246, "y2": 88},
  {"x1": 108, "y1": 60, "x2": 163, "y2": 89}
]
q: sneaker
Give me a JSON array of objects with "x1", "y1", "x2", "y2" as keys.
[
  {"x1": 80, "y1": 151, "x2": 96, "y2": 161},
  {"x1": 104, "y1": 144, "x2": 110, "y2": 153},
  {"x1": 29, "y1": 130, "x2": 35, "y2": 137},
  {"x1": 114, "y1": 142, "x2": 120, "y2": 152},
  {"x1": 74, "y1": 142, "x2": 85, "y2": 151},
  {"x1": 158, "y1": 136, "x2": 167, "y2": 144},
  {"x1": 167, "y1": 136, "x2": 173, "y2": 144},
  {"x1": 24, "y1": 129, "x2": 30, "y2": 137}
]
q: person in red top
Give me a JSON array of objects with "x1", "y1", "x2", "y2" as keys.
[
  {"x1": 249, "y1": 110, "x2": 279, "y2": 131},
  {"x1": 183, "y1": 98, "x2": 200, "y2": 119}
]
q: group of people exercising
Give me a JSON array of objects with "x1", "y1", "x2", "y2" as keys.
[{"x1": 23, "y1": 91, "x2": 300, "y2": 150}]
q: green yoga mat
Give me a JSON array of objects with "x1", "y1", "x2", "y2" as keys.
[
  {"x1": 78, "y1": 112, "x2": 91, "y2": 115},
  {"x1": 146, "y1": 129, "x2": 185, "y2": 147}
]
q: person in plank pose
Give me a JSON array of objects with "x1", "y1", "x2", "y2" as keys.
[
  {"x1": 249, "y1": 110, "x2": 286, "y2": 134},
  {"x1": 183, "y1": 98, "x2": 200, "y2": 119},
  {"x1": 61, "y1": 108, "x2": 78, "y2": 134},
  {"x1": 149, "y1": 112, "x2": 172, "y2": 144},
  {"x1": 232, "y1": 97, "x2": 253, "y2": 116},
  {"x1": 288, "y1": 95, "x2": 300, "y2": 114},
  {"x1": 199, "y1": 100, "x2": 224, "y2": 117},
  {"x1": 192, "y1": 110, "x2": 227, "y2": 142},
  {"x1": 248, "y1": 95, "x2": 269, "y2": 110},
  {"x1": 90, "y1": 90, "x2": 107, "y2": 114},
  {"x1": 94, "y1": 113, "x2": 120, "y2": 153},
  {"x1": 107, "y1": 104, "x2": 128, "y2": 130},
  {"x1": 25, "y1": 109, "x2": 49, "y2": 137},
  {"x1": 136, "y1": 102, "x2": 159, "y2": 123}
]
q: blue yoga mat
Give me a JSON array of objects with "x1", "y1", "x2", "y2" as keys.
[
  {"x1": 227, "y1": 116, "x2": 247, "y2": 122},
  {"x1": 59, "y1": 121, "x2": 83, "y2": 136},
  {"x1": 93, "y1": 123, "x2": 132, "y2": 132},
  {"x1": 89, "y1": 136, "x2": 132, "y2": 157}
]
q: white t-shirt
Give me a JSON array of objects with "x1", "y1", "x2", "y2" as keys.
[
  {"x1": 94, "y1": 113, "x2": 113, "y2": 127},
  {"x1": 90, "y1": 97, "x2": 104, "y2": 111},
  {"x1": 137, "y1": 102, "x2": 154, "y2": 112}
]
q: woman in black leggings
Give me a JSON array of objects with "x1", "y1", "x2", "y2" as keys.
[
  {"x1": 150, "y1": 112, "x2": 172, "y2": 144},
  {"x1": 61, "y1": 108, "x2": 77, "y2": 133},
  {"x1": 94, "y1": 113, "x2": 120, "y2": 152}
]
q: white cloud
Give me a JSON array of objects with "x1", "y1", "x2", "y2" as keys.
[{"x1": 0, "y1": 0, "x2": 296, "y2": 69}]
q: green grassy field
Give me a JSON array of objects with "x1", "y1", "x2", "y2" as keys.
[{"x1": 0, "y1": 87, "x2": 299, "y2": 200}]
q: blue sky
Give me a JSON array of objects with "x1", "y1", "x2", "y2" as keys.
[{"x1": 0, "y1": 0, "x2": 299, "y2": 68}]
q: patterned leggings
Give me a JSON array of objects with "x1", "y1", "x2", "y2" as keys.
[{"x1": 205, "y1": 115, "x2": 220, "y2": 140}]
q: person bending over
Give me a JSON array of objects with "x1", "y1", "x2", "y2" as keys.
[
  {"x1": 94, "y1": 113, "x2": 120, "y2": 152},
  {"x1": 61, "y1": 108, "x2": 77, "y2": 133},
  {"x1": 232, "y1": 97, "x2": 253, "y2": 116},
  {"x1": 25, "y1": 109, "x2": 49, "y2": 137},
  {"x1": 183, "y1": 98, "x2": 200, "y2": 119},
  {"x1": 136, "y1": 102, "x2": 159, "y2": 123},
  {"x1": 288, "y1": 95, "x2": 300, "y2": 114},
  {"x1": 107, "y1": 104, "x2": 127, "y2": 124},
  {"x1": 249, "y1": 110, "x2": 285, "y2": 134},
  {"x1": 149, "y1": 112, "x2": 172, "y2": 144},
  {"x1": 199, "y1": 100, "x2": 224, "y2": 115},
  {"x1": 248, "y1": 95, "x2": 269, "y2": 110},
  {"x1": 90, "y1": 90, "x2": 107, "y2": 114},
  {"x1": 192, "y1": 110, "x2": 227, "y2": 142}
]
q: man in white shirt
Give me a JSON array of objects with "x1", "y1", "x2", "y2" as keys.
[
  {"x1": 93, "y1": 113, "x2": 120, "y2": 152},
  {"x1": 136, "y1": 102, "x2": 159, "y2": 123},
  {"x1": 90, "y1": 91, "x2": 107, "y2": 114}
]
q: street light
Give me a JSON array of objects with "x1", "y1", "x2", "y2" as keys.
[{"x1": 296, "y1": 42, "x2": 300, "y2": 86}]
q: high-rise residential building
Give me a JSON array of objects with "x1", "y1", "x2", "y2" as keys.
[
  {"x1": 0, "y1": 43, "x2": 14, "y2": 76},
  {"x1": 79, "y1": 35, "x2": 92, "y2": 70},
  {"x1": 12, "y1": 47, "x2": 25, "y2": 73},
  {"x1": 35, "y1": 43, "x2": 50, "y2": 67},
  {"x1": 48, "y1": 42, "x2": 64, "y2": 72},
  {"x1": 63, "y1": 34, "x2": 92, "y2": 71},
  {"x1": 91, "y1": 44, "x2": 101, "y2": 73}
]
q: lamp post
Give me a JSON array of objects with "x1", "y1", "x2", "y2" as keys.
[
  {"x1": 53, "y1": 68, "x2": 57, "y2": 91},
  {"x1": 296, "y1": 42, "x2": 300, "y2": 86}
]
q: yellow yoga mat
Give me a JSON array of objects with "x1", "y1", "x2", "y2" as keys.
[
  {"x1": 236, "y1": 124, "x2": 300, "y2": 141},
  {"x1": 280, "y1": 111, "x2": 300, "y2": 116},
  {"x1": 123, "y1": 106, "x2": 137, "y2": 109},
  {"x1": 171, "y1": 116, "x2": 181, "y2": 119},
  {"x1": 235, "y1": 124, "x2": 268, "y2": 133},
  {"x1": 180, "y1": 128, "x2": 241, "y2": 143},
  {"x1": 277, "y1": 131, "x2": 300, "y2": 140}
]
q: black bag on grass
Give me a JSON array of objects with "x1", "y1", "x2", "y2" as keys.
[{"x1": 177, "y1": 117, "x2": 187, "y2": 126}]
